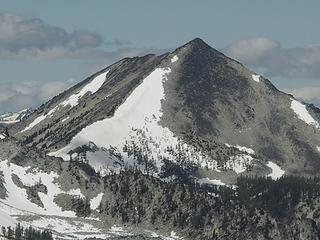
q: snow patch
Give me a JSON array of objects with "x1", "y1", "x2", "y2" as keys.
[
  {"x1": 252, "y1": 74, "x2": 260, "y2": 82},
  {"x1": 0, "y1": 108, "x2": 31, "y2": 124},
  {"x1": 62, "y1": 116, "x2": 70, "y2": 122},
  {"x1": 0, "y1": 133, "x2": 6, "y2": 140},
  {"x1": 170, "y1": 231, "x2": 183, "y2": 239},
  {"x1": 21, "y1": 115, "x2": 46, "y2": 132},
  {"x1": 317, "y1": 146, "x2": 320, "y2": 152},
  {"x1": 267, "y1": 161, "x2": 285, "y2": 180},
  {"x1": 90, "y1": 193, "x2": 104, "y2": 210},
  {"x1": 86, "y1": 150, "x2": 124, "y2": 176},
  {"x1": 197, "y1": 177, "x2": 226, "y2": 186},
  {"x1": 60, "y1": 71, "x2": 108, "y2": 109},
  {"x1": 225, "y1": 143, "x2": 255, "y2": 154},
  {"x1": 19, "y1": 216, "x2": 111, "y2": 240},
  {"x1": 0, "y1": 160, "x2": 83, "y2": 217},
  {"x1": 290, "y1": 99, "x2": 319, "y2": 128},
  {"x1": 171, "y1": 55, "x2": 179, "y2": 63}
]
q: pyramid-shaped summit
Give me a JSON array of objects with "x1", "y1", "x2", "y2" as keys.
[{"x1": 10, "y1": 38, "x2": 320, "y2": 183}]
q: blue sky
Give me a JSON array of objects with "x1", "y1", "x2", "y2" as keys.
[{"x1": 0, "y1": 0, "x2": 320, "y2": 112}]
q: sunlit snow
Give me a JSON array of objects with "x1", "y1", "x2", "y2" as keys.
[
  {"x1": 290, "y1": 99, "x2": 319, "y2": 128},
  {"x1": 0, "y1": 160, "x2": 83, "y2": 217},
  {"x1": 267, "y1": 161, "x2": 285, "y2": 180},
  {"x1": 197, "y1": 177, "x2": 226, "y2": 186},
  {"x1": 225, "y1": 154, "x2": 253, "y2": 174},
  {"x1": 252, "y1": 74, "x2": 260, "y2": 82},
  {"x1": 225, "y1": 143, "x2": 255, "y2": 154},
  {"x1": 90, "y1": 193, "x2": 104, "y2": 210},
  {"x1": 0, "y1": 108, "x2": 30, "y2": 124},
  {"x1": 60, "y1": 71, "x2": 109, "y2": 108},
  {"x1": 171, "y1": 55, "x2": 179, "y2": 63}
]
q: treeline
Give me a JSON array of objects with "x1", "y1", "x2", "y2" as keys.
[
  {"x1": 98, "y1": 170, "x2": 320, "y2": 240},
  {"x1": 0, "y1": 223, "x2": 53, "y2": 240},
  {"x1": 236, "y1": 175, "x2": 320, "y2": 217}
]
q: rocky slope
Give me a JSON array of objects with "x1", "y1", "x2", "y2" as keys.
[{"x1": 8, "y1": 38, "x2": 320, "y2": 184}]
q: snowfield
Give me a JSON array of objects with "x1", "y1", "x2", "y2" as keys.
[
  {"x1": 267, "y1": 161, "x2": 285, "y2": 180},
  {"x1": 60, "y1": 70, "x2": 109, "y2": 109},
  {"x1": 21, "y1": 71, "x2": 109, "y2": 133},
  {"x1": 0, "y1": 160, "x2": 83, "y2": 217},
  {"x1": 290, "y1": 99, "x2": 320, "y2": 128}
]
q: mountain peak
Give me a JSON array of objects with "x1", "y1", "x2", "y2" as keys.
[
  {"x1": 183, "y1": 37, "x2": 212, "y2": 49},
  {"x1": 174, "y1": 37, "x2": 225, "y2": 60}
]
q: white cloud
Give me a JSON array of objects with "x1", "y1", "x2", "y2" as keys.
[
  {"x1": 224, "y1": 37, "x2": 320, "y2": 79},
  {"x1": 0, "y1": 12, "x2": 127, "y2": 60},
  {"x1": 0, "y1": 80, "x2": 76, "y2": 113},
  {"x1": 225, "y1": 37, "x2": 279, "y2": 63},
  {"x1": 283, "y1": 86, "x2": 320, "y2": 107}
]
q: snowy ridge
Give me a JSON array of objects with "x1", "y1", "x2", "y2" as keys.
[
  {"x1": 21, "y1": 71, "x2": 109, "y2": 132},
  {"x1": 290, "y1": 99, "x2": 320, "y2": 128}
]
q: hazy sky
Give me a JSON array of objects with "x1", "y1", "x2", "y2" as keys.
[{"x1": 0, "y1": 0, "x2": 320, "y2": 112}]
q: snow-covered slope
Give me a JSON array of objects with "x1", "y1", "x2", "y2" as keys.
[
  {"x1": 290, "y1": 99, "x2": 320, "y2": 128},
  {"x1": 0, "y1": 160, "x2": 83, "y2": 217},
  {"x1": 50, "y1": 65, "x2": 182, "y2": 169}
]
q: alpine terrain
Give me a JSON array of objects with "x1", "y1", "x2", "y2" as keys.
[{"x1": 1, "y1": 38, "x2": 320, "y2": 239}]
